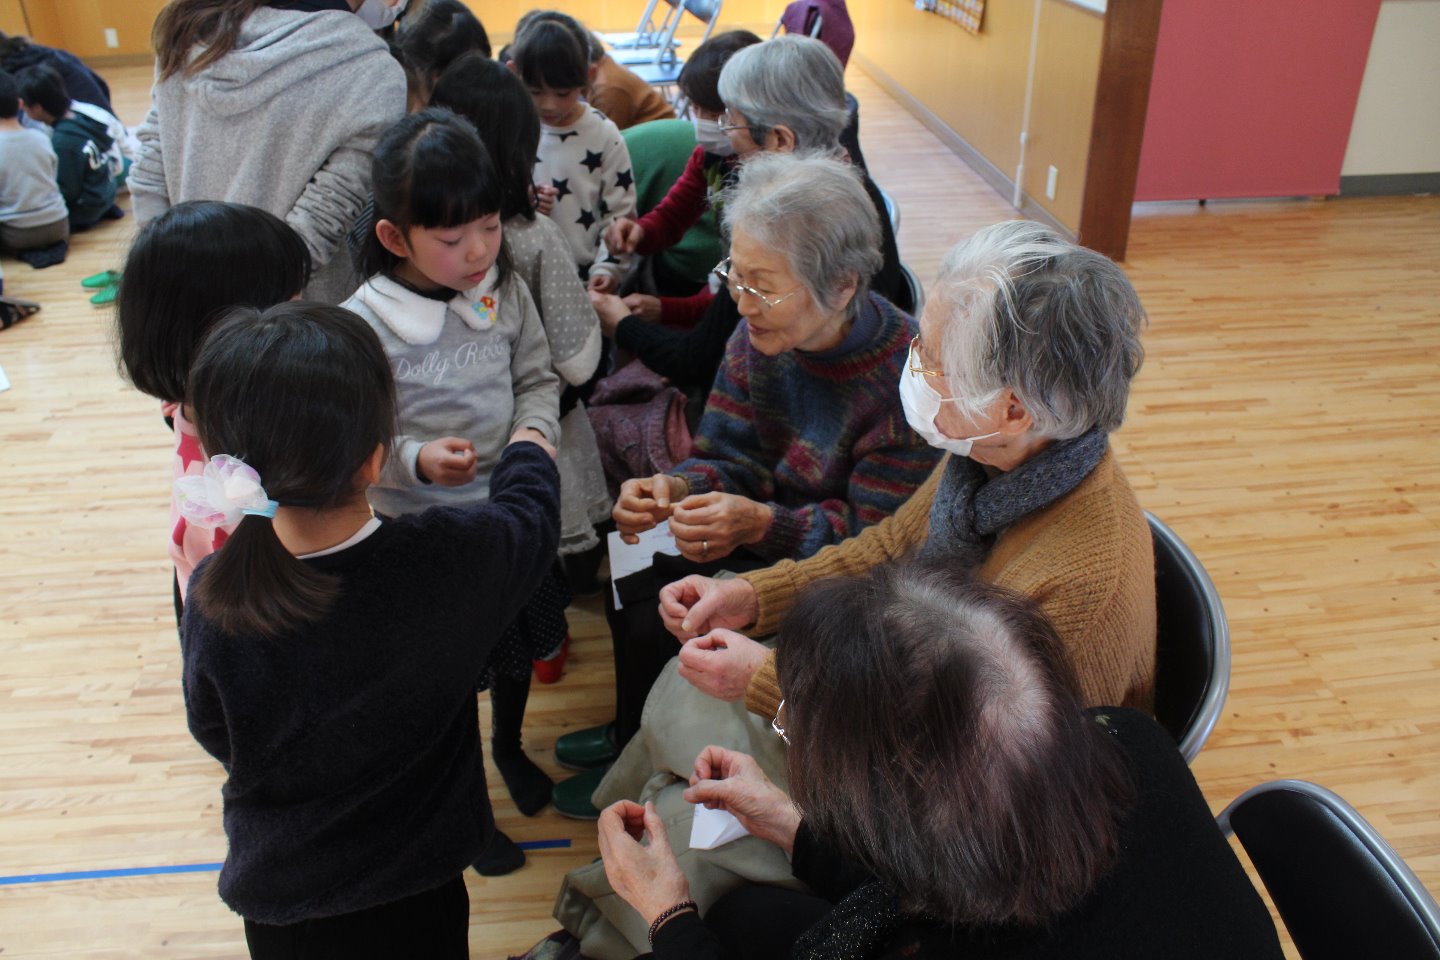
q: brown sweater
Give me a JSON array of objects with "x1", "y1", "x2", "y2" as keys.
[
  {"x1": 741, "y1": 449, "x2": 1157, "y2": 718},
  {"x1": 589, "y1": 55, "x2": 677, "y2": 130}
]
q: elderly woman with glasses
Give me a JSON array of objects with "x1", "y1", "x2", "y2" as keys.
[
  {"x1": 590, "y1": 34, "x2": 910, "y2": 398},
  {"x1": 550, "y1": 151, "x2": 940, "y2": 817},
  {"x1": 593, "y1": 564, "x2": 1284, "y2": 960}
]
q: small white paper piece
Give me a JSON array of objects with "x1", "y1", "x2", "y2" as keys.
[
  {"x1": 0, "y1": 363, "x2": 10, "y2": 392},
  {"x1": 689, "y1": 803, "x2": 751, "y2": 850},
  {"x1": 607, "y1": 521, "x2": 681, "y2": 610}
]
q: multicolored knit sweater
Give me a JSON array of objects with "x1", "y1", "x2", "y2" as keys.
[{"x1": 672, "y1": 292, "x2": 941, "y2": 562}]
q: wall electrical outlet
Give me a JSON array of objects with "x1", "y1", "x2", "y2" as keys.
[
  {"x1": 104, "y1": 28, "x2": 119, "y2": 48},
  {"x1": 1046, "y1": 165, "x2": 1059, "y2": 201}
]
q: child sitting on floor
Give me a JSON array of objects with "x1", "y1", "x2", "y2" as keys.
[
  {"x1": 0, "y1": 69, "x2": 69, "y2": 265},
  {"x1": 16, "y1": 64, "x2": 120, "y2": 230}
]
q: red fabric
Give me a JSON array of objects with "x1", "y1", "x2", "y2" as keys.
[
  {"x1": 657, "y1": 288, "x2": 715, "y2": 330},
  {"x1": 634, "y1": 146, "x2": 710, "y2": 255}
]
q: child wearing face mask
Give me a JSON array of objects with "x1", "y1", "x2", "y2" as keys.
[{"x1": 599, "y1": 31, "x2": 761, "y2": 330}]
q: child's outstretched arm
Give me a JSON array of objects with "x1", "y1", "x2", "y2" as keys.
[
  {"x1": 463, "y1": 441, "x2": 562, "y2": 630},
  {"x1": 507, "y1": 285, "x2": 562, "y2": 446},
  {"x1": 587, "y1": 131, "x2": 639, "y2": 292}
]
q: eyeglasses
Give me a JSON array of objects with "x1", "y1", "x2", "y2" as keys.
[
  {"x1": 718, "y1": 110, "x2": 754, "y2": 134},
  {"x1": 771, "y1": 699, "x2": 789, "y2": 746},
  {"x1": 713, "y1": 258, "x2": 802, "y2": 312},
  {"x1": 908, "y1": 334, "x2": 946, "y2": 379}
]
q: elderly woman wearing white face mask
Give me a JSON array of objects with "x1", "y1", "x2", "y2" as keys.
[
  {"x1": 131, "y1": 0, "x2": 407, "y2": 303},
  {"x1": 661, "y1": 220, "x2": 1159, "y2": 721}
]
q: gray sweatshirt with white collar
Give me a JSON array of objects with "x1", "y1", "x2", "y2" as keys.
[{"x1": 343, "y1": 273, "x2": 561, "y2": 517}]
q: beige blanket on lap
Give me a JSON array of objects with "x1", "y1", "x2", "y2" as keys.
[{"x1": 553, "y1": 656, "x2": 802, "y2": 960}]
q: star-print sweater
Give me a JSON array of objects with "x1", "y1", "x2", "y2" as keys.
[
  {"x1": 533, "y1": 107, "x2": 636, "y2": 284},
  {"x1": 670, "y1": 292, "x2": 942, "y2": 562},
  {"x1": 342, "y1": 272, "x2": 560, "y2": 517}
]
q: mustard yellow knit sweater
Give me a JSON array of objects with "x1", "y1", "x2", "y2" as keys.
[{"x1": 741, "y1": 449, "x2": 1157, "y2": 718}]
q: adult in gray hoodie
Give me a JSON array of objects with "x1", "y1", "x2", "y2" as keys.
[{"x1": 131, "y1": 0, "x2": 407, "y2": 303}]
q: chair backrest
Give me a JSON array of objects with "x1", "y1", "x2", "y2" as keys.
[
  {"x1": 1218, "y1": 780, "x2": 1440, "y2": 960},
  {"x1": 1147, "y1": 512, "x2": 1229, "y2": 762},
  {"x1": 900, "y1": 263, "x2": 924, "y2": 315}
]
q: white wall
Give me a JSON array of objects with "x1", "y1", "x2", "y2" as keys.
[{"x1": 1342, "y1": 0, "x2": 1440, "y2": 176}]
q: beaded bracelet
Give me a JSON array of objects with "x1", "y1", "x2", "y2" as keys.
[{"x1": 648, "y1": 899, "x2": 699, "y2": 945}]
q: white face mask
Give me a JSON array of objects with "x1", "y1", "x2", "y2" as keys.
[
  {"x1": 356, "y1": 0, "x2": 407, "y2": 29},
  {"x1": 693, "y1": 117, "x2": 735, "y2": 157},
  {"x1": 898, "y1": 345, "x2": 999, "y2": 457}
]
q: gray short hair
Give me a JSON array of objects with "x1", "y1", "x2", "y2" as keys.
[
  {"x1": 717, "y1": 35, "x2": 849, "y2": 153},
  {"x1": 721, "y1": 152, "x2": 882, "y2": 318},
  {"x1": 933, "y1": 221, "x2": 1147, "y2": 439}
]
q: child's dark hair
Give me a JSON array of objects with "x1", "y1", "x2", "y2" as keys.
[
  {"x1": 515, "y1": 10, "x2": 601, "y2": 62},
  {"x1": 116, "y1": 201, "x2": 312, "y2": 404},
  {"x1": 510, "y1": 16, "x2": 589, "y2": 91},
  {"x1": 0, "y1": 69, "x2": 18, "y2": 119},
  {"x1": 188, "y1": 302, "x2": 397, "y2": 637},
  {"x1": 396, "y1": 0, "x2": 491, "y2": 87},
  {"x1": 16, "y1": 64, "x2": 69, "y2": 118},
  {"x1": 678, "y1": 30, "x2": 762, "y2": 114},
  {"x1": 430, "y1": 53, "x2": 540, "y2": 222},
  {"x1": 362, "y1": 107, "x2": 511, "y2": 279}
]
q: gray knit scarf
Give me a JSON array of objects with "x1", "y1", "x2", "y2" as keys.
[{"x1": 918, "y1": 427, "x2": 1109, "y2": 567}]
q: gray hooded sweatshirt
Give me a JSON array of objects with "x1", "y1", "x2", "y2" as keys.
[{"x1": 130, "y1": 8, "x2": 405, "y2": 303}]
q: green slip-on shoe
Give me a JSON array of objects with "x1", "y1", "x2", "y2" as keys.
[
  {"x1": 551, "y1": 766, "x2": 608, "y2": 821},
  {"x1": 81, "y1": 269, "x2": 121, "y2": 289},
  {"x1": 554, "y1": 721, "x2": 619, "y2": 771},
  {"x1": 89, "y1": 283, "x2": 119, "y2": 306}
]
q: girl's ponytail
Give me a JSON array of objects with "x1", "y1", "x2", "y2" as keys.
[{"x1": 185, "y1": 304, "x2": 397, "y2": 638}]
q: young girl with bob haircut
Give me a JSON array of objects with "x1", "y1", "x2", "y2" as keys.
[
  {"x1": 510, "y1": 14, "x2": 635, "y2": 293},
  {"x1": 114, "y1": 200, "x2": 311, "y2": 619},
  {"x1": 180, "y1": 302, "x2": 560, "y2": 957},
  {"x1": 342, "y1": 108, "x2": 564, "y2": 868}
]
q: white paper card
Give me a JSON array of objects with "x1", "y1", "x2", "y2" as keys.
[
  {"x1": 0, "y1": 363, "x2": 10, "y2": 392},
  {"x1": 607, "y1": 521, "x2": 681, "y2": 610},
  {"x1": 689, "y1": 803, "x2": 751, "y2": 850}
]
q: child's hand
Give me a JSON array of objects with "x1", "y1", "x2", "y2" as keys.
[
  {"x1": 418, "y1": 437, "x2": 477, "y2": 486},
  {"x1": 508, "y1": 427, "x2": 557, "y2": 459},
  {"x1": 533, "y1": 183, "x2": 558, "y2": 215},
  {"x1": 622, "y1": 293, "x2": 662, "y2": 323},
  {"x1": 605, "y1": 217, "x2": 645, "y2": 254},
  {"x1": 588, "y1": 273, "x2": 618, "y2": 294},
  {"x1": 589, "y1": 290, "x2": 634, "y2": 338}
]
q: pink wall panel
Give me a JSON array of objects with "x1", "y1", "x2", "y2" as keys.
[{"x1": 1134, "y1": 0, "x2": 1382, "y2": 201}]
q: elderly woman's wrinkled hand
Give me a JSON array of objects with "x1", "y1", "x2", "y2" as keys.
[
  {"x1": 597, "y1": 800, "x2": 691, "y2": 925},
  {"x1": 684, "y1": 747, "x2": 802, "y2": 856},
  {"x1": 588, "y1": 290, "x2": 634, "y2": 338},
  {"x1": 677, "y1": 629, "x2": 770, "y2": 701},
  {"x1": 614, "y1": 473, "x2": 689, "y2": 543},
  {"x1": 659, "y1": 575, "x2": 761, "y2": 639},
  {"x1": 622, "y1": 293, "x2": 662, "y2": 323},
  {"x1": 668, "y1": 492, "x2": 773, "y2": 563}
]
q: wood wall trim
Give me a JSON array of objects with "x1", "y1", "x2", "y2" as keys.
[
  {"x1": 852, "y1": 51, "x2": 1074, "y2": 241},
  {"x1": 1078, "y1": 0, "x2": 1164, "y2": 260}
]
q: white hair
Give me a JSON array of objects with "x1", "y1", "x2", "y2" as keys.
[
  {"x1": 722, "y1": 152, "x2": 882, "y2": 318},
  {"x1": 716, "y1": 34, "x2": 849, "y2": 153},
  {"x1": 933, "y1": 221, "x2": 1147, "y2": 439}
]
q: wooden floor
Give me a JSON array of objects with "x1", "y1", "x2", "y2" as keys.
[{"x1": 2, "y1": 62, "x2": 1438, "y2": 959}]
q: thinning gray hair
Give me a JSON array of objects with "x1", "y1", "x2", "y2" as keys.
[
  {"x1": 721, "y1": 152, "x2": 882, "y2": 318},
  {"x1": 717, "y1": 34, "x2": 849, "y2": 153},
  {"x1": 933, "y1": 221, "x2": 1147, "y2": 439}
]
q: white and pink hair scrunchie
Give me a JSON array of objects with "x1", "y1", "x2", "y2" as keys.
[{"x1": 174, "y1": 455, "x2": 279, "y2": 529}]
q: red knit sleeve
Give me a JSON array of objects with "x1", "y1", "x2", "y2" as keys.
[
  {"x1": 634, "y1": 146, "x2": 711, "y2": 254},
  {"x1": 657, "y1": 287, "x2": 715, "y2": 330}
]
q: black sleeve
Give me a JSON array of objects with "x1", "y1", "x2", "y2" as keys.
[
  {"x1": 791, "y1": 821, "x2": 876, "y2": 903},
  {"x1": 614, "y1": 294, "x2": 741, "y2": 395},
  {"x1": 428, "y1": 442, "x2": 561, "y2": 631},
  {"x1": 651, "y1": 910, "x2": 731, "y2": 960},
  {"x1": 861, "y1": 174, "x2": 912, "y2": 314}
]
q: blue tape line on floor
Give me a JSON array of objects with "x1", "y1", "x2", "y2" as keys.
[{"x1": 0, "y1": 839, "x2": 573, "y2": 886}]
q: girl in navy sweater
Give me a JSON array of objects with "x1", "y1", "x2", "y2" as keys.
[{"x1": 178, "y1": 302, "x2": 560, "y2": 957}]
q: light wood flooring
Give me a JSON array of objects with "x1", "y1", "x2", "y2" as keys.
[{"x1": 1, "y1": 63, "x2": 1437, "y2": 959}]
